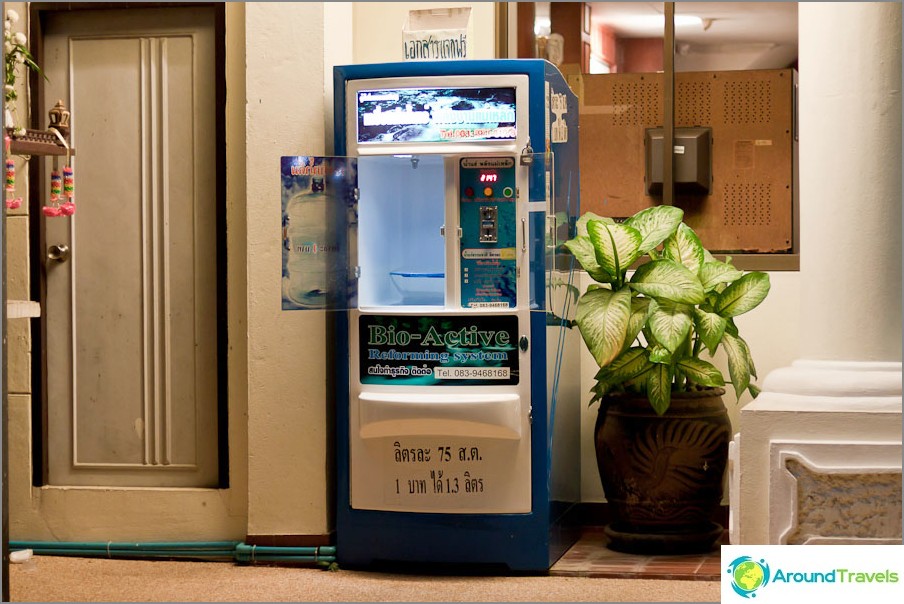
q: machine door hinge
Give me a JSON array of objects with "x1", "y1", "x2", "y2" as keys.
[{"x1": 354, "y1": 266, "x2": 361, "y2": 279}]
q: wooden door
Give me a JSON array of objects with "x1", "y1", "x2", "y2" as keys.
[{"x1": 42, "y1": 6, "x2": 220, "y2": 487}]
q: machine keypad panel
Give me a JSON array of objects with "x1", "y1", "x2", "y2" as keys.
[{"x1": 459, "y1": 157, "x2": 517, "y2": 309}]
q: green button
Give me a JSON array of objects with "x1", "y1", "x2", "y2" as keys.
[{"x1": 503, "y1": 186, "x2": 514, "y2": 198}]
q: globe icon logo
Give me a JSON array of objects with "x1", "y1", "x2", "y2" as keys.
[{"x1": 727, "y1": 556, "x2": 771, "y2": 598}]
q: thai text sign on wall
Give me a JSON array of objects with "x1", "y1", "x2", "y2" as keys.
[{"x1": 403, "y1": 7, "x2": 471, "y2": 61}]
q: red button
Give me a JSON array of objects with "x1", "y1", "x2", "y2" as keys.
[{"x1": 464, "y1": 186, "x2": 474, "y2": 197}]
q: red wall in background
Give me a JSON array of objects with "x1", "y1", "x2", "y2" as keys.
[
  {"x1": 593, "y1": 24, "x2": 618, "y2": 69},
  {"x1": 618, "y1": 38, "x2": 664, "y2": 73}
]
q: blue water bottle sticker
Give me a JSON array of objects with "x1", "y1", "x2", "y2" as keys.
[{"x1": 280, "y1": 156, "x2": 357, "y2": 310}]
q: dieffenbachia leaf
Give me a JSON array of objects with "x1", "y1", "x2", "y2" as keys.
[
  {"x1": 587, "y1": 220, "x2": 642, "y2": 278},
  {"x1": 622, "y1": 297, "x2": 651, "y2": 352},
  {"x1": 594, "y1": 347, "x2": 651, "y2": 387},
  {"x1": 648, "y1": 344, "x2": 673, "y2": 364},
  {"x1": 575, "y1": 212, "x2": 615, "y2": 238},
  {"x1": 630, "y1": 259, "x2": 705, "y2": 305},
  {"x1": 693, "y1": 307, "x2": 728, "y2": 355},
  {"x1": 721, "y1": 331, "x2": 751, "y2": 398},
  {"x1": 646, "y1": 363, "x2": 672, "y2": 415},
  {"x1": 715, "y1": 272, "x2": 771, "y2": 317},
  {"x1": 699, "y1": 261, "x2": 744, "y2": 293},
  {"x1": 623, "y1": 205, "x2": 684, "y2": 254},
  {"x1": 662, "y1": 222, "x2": 705, "y2": 277},
  {"x1": 677, "y1": 358, "x2": 725, "y2": 388},
  {"x1": 647, "y1": 299, "x2": 693, "y2": 353},
  {"x1": 575, "y1": 286, "x2": 632, "y2": 368},
  {"x1": 563, "y1": 236, "x2": 614, "y2": 283}
]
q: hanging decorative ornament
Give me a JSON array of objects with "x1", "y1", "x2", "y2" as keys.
[
  {"x1": 44, "y1": 125, "x2": 75, "y2": 217},
  {"x1": 4, "y1": 135, "x2": 22, "y2": 210},
  {"x1": 43, "y1": 168, "x2": 63, "y2": 217},
  {"x1": 5, "y1": 159, "x2": 14, "y2": 192},
  {"x1": 59, "y1": 165, "x2": 75, "y2": 215}
]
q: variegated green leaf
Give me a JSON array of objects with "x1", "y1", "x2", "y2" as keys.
[
  {"x1": 721, "y1": 331, "x2": 751, "y2": 399},
  {"x1": 647, "y1": 299, "x2": 693, "y2": 353},
  {"x1": 715, "y1": 272, "x2": 771, "y2": 317},
  {"x1": 676, "y1": 358, "x2": 725, "y2": 388},
  {"x1": 693, "y1": 307, "x2": 728, "y2": 355},
  {"x1": 648, "y1": 344, "x2": 672, "y2": 364},
  {"x1": 646, "y1": 363, "x2": 672, "y2": 415},
  {"x1": 576, "y1": 212, "x2": 615, "y2": 238},
  {"x1": 595, "y1": 347, "x2": 651, "y2": 386},
  {"x1": 564, "y1": 236, "x2": 614, "y2": 283},
  {"x1": 699, "y1": 261, "x2": 744, "y2": 292},
  {"x1": 629, "y1": 259, "x2": 705, "y2": 305},
  {"x1": 735, "y1": 331, "x2": 758, "y2": 379},
  {"x1": 662, "y1": 223, "x2": 705, "y2": 277},
  {"x1": 725, "y1": 318, "x2": 738, "y2": 336},
  {"x1": 747, "y1": 383, "x2": 761, "y2": 398},
  {"x1": 622, "y1": 297, "x2": 651, "y2": 352},
  {"x1": 623, "y1": 205, "x2": 684, "y2": 254},
  {"x1": 589, "y1": 380, "x2": 609, "y2": 405},
  {"x1": 564, "y1": 283, "x2": 581, "y2": 304},
  {"x1": 587, "y1": 220, "x2": 642, "y2": 277},
  {"x1": 575, "y1": 286, "x2": 632, "y2": 368},
  {"x1": 625, "y1": 365, "x2": 653, "y2": 390}
]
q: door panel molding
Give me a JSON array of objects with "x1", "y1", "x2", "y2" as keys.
[{"x1": 32, "y1": 5, "x2": 223, "y2": 487}]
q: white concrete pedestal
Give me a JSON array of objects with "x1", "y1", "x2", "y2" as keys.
[
  {"x1": 730, "y1": 3, "x2": 902, "y2": 547},
  {"x1": 731, "y1": 360, "x2": 902, "y2": 544}
]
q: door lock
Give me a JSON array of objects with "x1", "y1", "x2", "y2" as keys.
[{"x1": 47, "y1": 244, "x2": 70, "y2": 263}]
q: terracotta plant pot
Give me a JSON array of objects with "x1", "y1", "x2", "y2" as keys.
[{"x1": 594, "y1": 387, "x2": 731, "y2": 554}]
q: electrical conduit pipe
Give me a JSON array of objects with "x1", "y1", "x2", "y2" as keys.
[{"x1": 9, "y1": 541, "x2": 337, "y2": 565}]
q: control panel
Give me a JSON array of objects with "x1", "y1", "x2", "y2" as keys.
[{"x1": 459, "y1": 157, "x2": 517, "y2": 309}]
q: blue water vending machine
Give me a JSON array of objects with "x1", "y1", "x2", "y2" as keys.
[{"x1": 282, "y1": 59, "x2": 581, "y2": 571}]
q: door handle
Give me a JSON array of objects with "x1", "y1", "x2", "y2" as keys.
[{"x1": 47, "y1": 244, "x2": 70, "y2": 263}]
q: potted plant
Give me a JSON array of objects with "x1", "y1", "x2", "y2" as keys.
[
  {"x1": 563, "y1": 205, "x2": 769, "y2": 554},
  {"x1": 4, "y1": 8, "x2": 43, "y2": 135}
]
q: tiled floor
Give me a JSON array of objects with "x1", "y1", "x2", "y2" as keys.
[{"x1": 549, "y1": 527, "x2": 723, "y2": 581}]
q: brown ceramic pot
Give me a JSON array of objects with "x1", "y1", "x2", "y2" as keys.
[{"x1": 594, "y1": 387, "x2": 731, "y2": 554}]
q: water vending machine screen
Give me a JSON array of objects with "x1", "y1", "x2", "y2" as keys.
[{"x1": 356, "y1": 87, "x2": 517, "y2": 144}]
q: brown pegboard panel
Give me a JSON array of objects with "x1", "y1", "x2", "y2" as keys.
[
  {"x1": 677, "y1": 80, "x2": 712, "y2": 126},
  {"x1": 579, "y1": 69, "x2": 795, "y2": 254},
  {"x1": 579, "y1": 73, "x2": 663, "y2": 220}
]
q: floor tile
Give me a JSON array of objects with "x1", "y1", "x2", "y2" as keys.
[{"x1": 551, "y1": 528, "x2": 723, "y2": 581}]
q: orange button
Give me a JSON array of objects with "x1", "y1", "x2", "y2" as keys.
[{"x1": 483, "y1": 187, "x2": 493, "y2": 197}]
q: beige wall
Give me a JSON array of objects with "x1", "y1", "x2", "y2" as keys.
[
  {"x1": 4, "y1": 0, "x2": 804, "y2": 541},
  {"x1": 244, "y1": 2, "x2": 334, "y2": 537},
  {"x1": 352, "y1": 2, "x2": 496, "y2": 63}
]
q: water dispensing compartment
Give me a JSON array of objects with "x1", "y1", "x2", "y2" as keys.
[{"x1": 357, "y1": 154, "x2": 447, "y2": 308}]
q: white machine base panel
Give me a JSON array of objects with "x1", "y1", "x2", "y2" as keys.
[{"x1": 350, "y1": 432, "x2": 532, "y2": 514}]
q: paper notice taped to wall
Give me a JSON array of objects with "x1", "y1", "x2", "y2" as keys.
[{"x1": 403, "y1": 7, "x2": 471, "y2": 61}]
